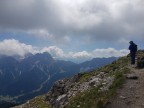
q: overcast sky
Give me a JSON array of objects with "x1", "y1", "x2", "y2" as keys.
[{"x1": 0, "y1": 0, "x2": 144, "y2": 62}]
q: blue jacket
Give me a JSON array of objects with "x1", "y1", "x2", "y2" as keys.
[{"x1": 129, "y1": 43, "x2": 137, "y2": 54}]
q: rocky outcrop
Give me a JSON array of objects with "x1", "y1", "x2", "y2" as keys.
[
  {"x1": 49, "y1": 72, "x2": 114, "y2": 108},
  {"x1": 137, "y1": 57, "x2": 144, "y2": 68},
  {"x1": 136, "y1": 50, "x2": 144, "y2": 68},
  {"x1": 14, "y1": 71, "x2": 115, "y2": 108},
  {"x1": 44, "y1": 73, "x2": 88, "y2": 108}
]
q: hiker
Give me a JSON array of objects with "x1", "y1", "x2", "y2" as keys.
[{"x1": 129, "y1": 41, "x2": 137, "y2": 65}]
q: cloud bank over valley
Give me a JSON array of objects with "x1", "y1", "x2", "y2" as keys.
[{"x1": 0, "y1": 39, "x2": 129, "y2": 62}]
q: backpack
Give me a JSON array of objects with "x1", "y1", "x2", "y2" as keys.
[{"x1": 134, "y1": 44, "x2": 137, "y2": 52}]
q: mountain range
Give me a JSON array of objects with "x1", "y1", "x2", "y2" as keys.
[
  {"x1": 0, "y1": 52, "x2": 117, "y2": 107},
  {"x1": 13, "y1": 50, "x2": 144, "y2": 108}
]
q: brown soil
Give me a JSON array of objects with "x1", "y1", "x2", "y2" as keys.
[{"x1": 106, "y1": 67, "x2": 144, "y2": 108}]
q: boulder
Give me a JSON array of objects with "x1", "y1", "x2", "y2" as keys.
[
  {"x1": 97, "y1": 72, "x2": 105, "y2": 79},
  {"x1": 89, "y1": 78, "x2": 101, "y2": 87},
  {"x1": 137, "y1": 57, "x2": 144, "y2": 68},
  {"x1": 126, "y1": 74, "x2": 138, "y2": 80},
  {"x1": 55, "y1": 94, "x2": 67, "y2": 107}
]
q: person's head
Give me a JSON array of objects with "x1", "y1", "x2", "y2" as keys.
[{"x1": 129, "y1": 41, "x2": 133, "y2": 44}]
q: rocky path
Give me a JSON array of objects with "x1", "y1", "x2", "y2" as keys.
[{"x1": 106, "y1": 67, "x2": 144, "y2": 108}]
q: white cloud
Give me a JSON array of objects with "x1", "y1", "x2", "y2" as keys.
[
  {"x1": 68, "y1": 51, "x2": 91, "y2": 59},
  {"x1": 41, "y1": 46, "x2": 65, "y2": 58},
  {"x1": 40, "y1": 46, "x2": 129, "y2": 61},
  {"x1": 0, "y1": 39, "x2": 37, "y2": 57},
  {"x1": 0, "y1": 39, "x2": 129, "y2": 62},
  {"x1": 92, "y1": 48, "x2": 129, "y2": 58}
]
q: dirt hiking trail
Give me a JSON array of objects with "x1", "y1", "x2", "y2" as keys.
[{"x1": 106, "y1": 67, "x2": 144, "y2": 108}]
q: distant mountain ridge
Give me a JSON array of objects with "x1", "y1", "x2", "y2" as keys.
[
  {"x1": 0, "y1": 52, "x2": 117, "y2": 107},
  {"x1": 80, "y1": 57, "x2": 118, "y2": 72}
]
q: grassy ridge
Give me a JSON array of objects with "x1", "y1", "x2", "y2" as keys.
[{"x1": 65, "y1": 57, "x2": 130, "y2": 108}]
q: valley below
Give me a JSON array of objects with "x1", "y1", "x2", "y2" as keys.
[{"x1": 0, "y1": 52, "x2": 117, "y2": 108}]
